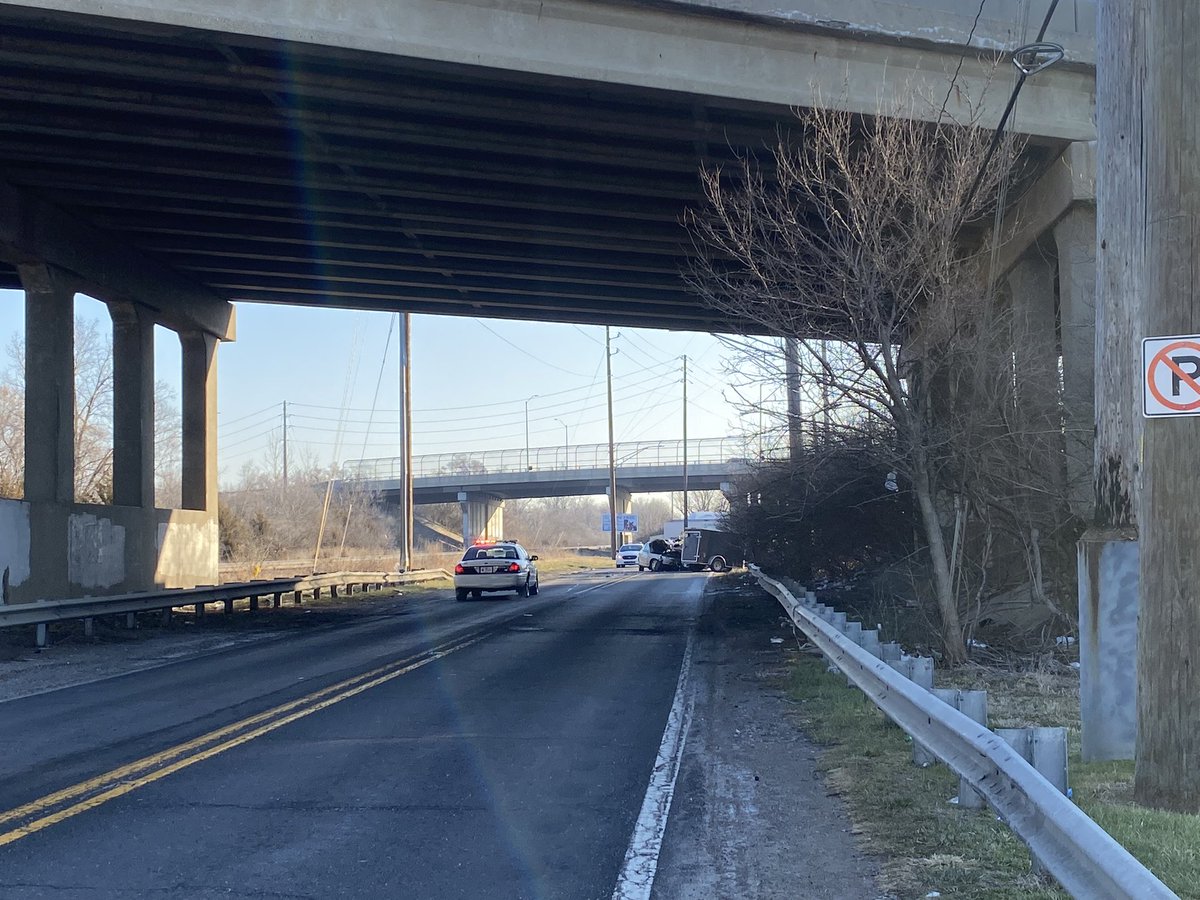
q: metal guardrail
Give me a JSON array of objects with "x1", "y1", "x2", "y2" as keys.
[
  {"x1": 0, "y1": 570, "x2": 450, "y2": 643},
  {"x1": 750, "y1": 566, "x2": 1176, "y2": 900},
  {"x1": 341, "y1": 436, "x2": 768, "y2": 481}
]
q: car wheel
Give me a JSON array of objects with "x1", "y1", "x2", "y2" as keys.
[
  {"x1": 708, "y1": 556, "x2": 727, "y2": 573},
  {"x1": 649, "y1": 558, "x2": 660, "y2": 572},
  {"x1": 455, "y1": 588, "x2": 469, "y2": 602},
  {"x1": 529, "y1": 577, "x2": 539, "y2": 596},
  {"x1": 471, "y1": 590, "x2": 482, "y2": 599},
  {"x1": 516, "y1": 579, "x2": 530, "y2": 598}
]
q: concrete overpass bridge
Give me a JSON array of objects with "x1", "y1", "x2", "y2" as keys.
[
  {"x1": 342, "y1": 437, "x2": 754, "y2": 544},
  {"x1": 0, "y1": 0, "x2": 1098, "y2": 603}
]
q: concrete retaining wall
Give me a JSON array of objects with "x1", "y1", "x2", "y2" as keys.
[{"x1": 1, "y1": 499, "x2": 217, "y2": 603}]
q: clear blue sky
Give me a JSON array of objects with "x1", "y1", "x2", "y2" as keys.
[{"x1": 0, "y1": 290, "x2": 754, "y2": 483}]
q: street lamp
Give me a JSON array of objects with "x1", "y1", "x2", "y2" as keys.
[
  {"x1": 524, "y1": 393, "x2": 540, "y2": 471},
  {"x1": 554, "y1": 417, "x2": 569, "y2": 467}
]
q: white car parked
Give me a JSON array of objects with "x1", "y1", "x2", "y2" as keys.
[{"x1": 616, "y1": 543, "x2": 643, "y2": 568}]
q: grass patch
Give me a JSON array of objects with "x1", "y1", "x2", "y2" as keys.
[
  {"x1": 786, "y1": 654, "x2": 1060, "y2": 898},
  {"x1": 788, "y1": 649, "x2": 1200, "y2": 897},
  {"x1": 939, "y1": 665, "x2": 1200, "y2": 897}
]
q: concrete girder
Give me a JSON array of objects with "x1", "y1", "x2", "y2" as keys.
[
  {"x1": 993, "y1": 141, "x2": 1096, "y2": 281},
  {"x1": 4, "y1": 0, "x2": 1095, "y2": 142},
  {"x1": 0, "y1": 180, "x2": 235, "y2": 340}
]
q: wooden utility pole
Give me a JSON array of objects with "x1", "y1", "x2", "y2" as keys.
[
  {"x1": 682, "y1": 354, "x2": 688, "y2": 529},
  {"x1": 1079, "y1": 0, "x2": 1146, "y2": 767},
  {"x1": 606, "y1": 326, "x2": 618, "y2": 561},
  {"x1": 282, "y1": 400, "x2": 289, "y2": 493},
  {"x1": 1136, "y1": 0, "x2": 1200, "y2": 811},
  {"x1": 398, "y1": 313, "x2": 413, "y2": 572}
]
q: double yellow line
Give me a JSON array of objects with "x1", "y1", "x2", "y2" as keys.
[{"x1": 0, "y1": 632, "x2": 486, "y2": 848}]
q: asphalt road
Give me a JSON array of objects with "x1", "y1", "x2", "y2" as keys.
[{"x1": 0, "y1": 570, "x2": 879, "y2": 899}]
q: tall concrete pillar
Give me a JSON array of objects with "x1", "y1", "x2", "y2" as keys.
[
  {"x1": 1006, "y1": 252, "x2": 1059, "y2": 415},
  {"x1": 19, "y1": 264, "x2": 75, "y2": 504},
  {"x1": 181, "y1": 330, "x2": 218, "y2": 512},
  {"x1": 109, "y1": 302, "x2": 155, "y2": 508},
  {"x1": 458, "y1": 491, "x2": 504, "y2": 546},
  {"x1": 608, "y1": 486, "x2": 633, "y2": 543},
  {"x1": 1054, "y1": 206, "x2": 1098, "y2": 521}
]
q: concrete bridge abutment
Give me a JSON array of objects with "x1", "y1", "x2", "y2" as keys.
[{"x1": 0, "y1": 218, "x2": 233, "y2": 603}]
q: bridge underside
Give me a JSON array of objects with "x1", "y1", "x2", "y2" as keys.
[
  {"x1": 0, "y1": 6, "x2": 798, "y2": 332},
  {"x1": 0, "y1": 3, "x2": 1082, "y2": 333}
]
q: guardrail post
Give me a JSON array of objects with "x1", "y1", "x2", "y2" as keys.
[
  {"x1": 293, "y1": 590, "x2": 304, "y2": 605},
  {"x1": 194, "y1": 602, "x2": 205, "y2": 619},
  {"x1": 248, "y1": 595, "x2": 259, "y2": 612},
  {"x1": 36, "y1": 622, "x2": 48, "y2": 648},
  {"x1": 860, "y1": 629, "x2": 882, "y2": 658},
  {"x1": 123, "y1": 612, "x2": 136, "y2": 630},
  {"x1": 933, "y1": 689, "x2": 988, "y2": 807},
  {"x1": 160, "y1": 607, "x2": 172, "y2": 627},
  {"x1": 223, "y1": 599, "x2": 234, "y2": 614},
  {"x1": 1032, "y1": 727, "x2": 1069, "y2": 796},
  {"x1": 272, "y1": 592, "x2": 283, "y2": 608},
  {"x1": 83, "y1": 617, "x2": 94, "y2": 639},
  {"x1": 831, "y1": 611, "x2": 847, "y2": 631},
  {"x1": 997, "y1": 726, "x2": 1069, "y2": 876},
  {"x1": 906, "y1": 657, "x2": 936, "y2": 767},
  {"x1": 881, "y1": 641, "x2": 902, "y2": 663},
  {"x1": 844, "y1": 621, "x2": 863, "y2": 643},
  {"x1": 331, "y1": 585, "x2": 339, "y2": 599}
]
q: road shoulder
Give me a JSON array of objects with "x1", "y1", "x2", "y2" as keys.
[{"x1": 653, "y1": 574, "x2": 883, "y2": 899}]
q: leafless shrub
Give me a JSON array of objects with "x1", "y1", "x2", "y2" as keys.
[{"x1": 685, "y1": 91, "x2": 1078, "y2": 663}]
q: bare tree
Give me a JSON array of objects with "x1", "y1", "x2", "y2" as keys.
[
  {"x1": 685, "y1": 97, "x2": 1026, "y2": 664},
  {"x1": 0, "y1": 382, "x2": 21, "y2": 499},
  {"x1": 1, "y1": 317, "x2": 184, "y2": 506}
]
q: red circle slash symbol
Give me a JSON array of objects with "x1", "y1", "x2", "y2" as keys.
[{"x1": 1148, "y1": 340, "x2": 1200, "y2": 412}]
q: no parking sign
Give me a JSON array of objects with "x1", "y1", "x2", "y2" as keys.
[{"x1": 1144, "y1": 335, "x2": 1200, "y2": 417}]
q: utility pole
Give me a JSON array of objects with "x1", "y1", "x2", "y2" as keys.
[
  {"x1": 784, "y1": 337, "x2": 803, "y2": 458},
  {"x1": 1079, "y1": 0, "x2": 1146, "y2": 766},
  {"x1": 1134, "y1": 0, "x2": 1200, "y2": 811},
  {"x1": 397, "y1": 313, "x2": 413, "y2": 572},
  {"x1": 606, "y1": 326, "x2": 618, "y2": 561},
  {"x1": 282, "y1": 400, "x2": 289, "y2": 493},
  {"x1": 682, "y1": 354, "x2": 689, "y2": 529}
]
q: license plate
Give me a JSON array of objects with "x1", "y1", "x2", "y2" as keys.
[{"x1": 478, "y1": 566, "x2": 495, "y2": 574}]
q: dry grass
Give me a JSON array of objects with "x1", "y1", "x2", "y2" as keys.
[
  {"x1": 783, "y1": 639, "x2": 1200, "y2": 898},
  {"x1": 410, "y1": 549, "x2": 614, "y2": 577}
]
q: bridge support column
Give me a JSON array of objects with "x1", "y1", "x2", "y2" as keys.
[
  {"x1": 109, "y1": 301, "x2": 159, "y2": 593},
  {"x1": 21, "y1": 264, "x2": 75, "y2": 507},
  {"x1": 608, "y1": 486, "x2": 633, "y2": 544},
  {"x1": 181, "y1": 330, "x2": 219, "y2": 514},
  {"x1": 1054, "y1": 205, "x2": 1098, "y2": 521},
  {"x1": 458, "y1": 491, "x2": 504, "y2": 546},
  {"x1": 110, "y1": 302, "x2": 156, "y2": 509},
  {"x1": 18, "y1": 264, "x2": 75, "y2": 600}
]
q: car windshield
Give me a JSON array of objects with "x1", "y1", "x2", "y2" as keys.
[{"x1": 620, "y1": 544, "x2": 642, "y2": 552}]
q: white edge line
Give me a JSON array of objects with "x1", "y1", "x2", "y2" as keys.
[{"x1": 611, "y1": 626, "x2": 697, "y2": 900}]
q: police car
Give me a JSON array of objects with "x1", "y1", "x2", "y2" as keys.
[{"x1": 453, "y1": 540, "x2": 540, "y2": 601}]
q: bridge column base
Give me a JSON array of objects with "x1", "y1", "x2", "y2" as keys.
[{"x1": 458, "y1": 492, "x2": 504, "y2": 546}]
